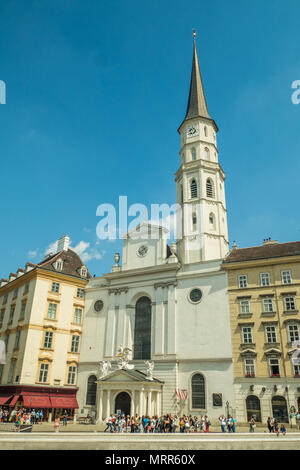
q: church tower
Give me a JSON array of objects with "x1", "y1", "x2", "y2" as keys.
[{"x1": 175, "y1": 37, "x2": 229, "y2": 264}]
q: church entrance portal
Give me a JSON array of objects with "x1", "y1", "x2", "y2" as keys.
[{"x1": 115, "y1": 392, "x2": 131, "y2": 416}]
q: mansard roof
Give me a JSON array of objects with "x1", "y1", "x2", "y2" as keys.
[{"x1": 37, "y1": 248, "x2": 92, "y2": 279}]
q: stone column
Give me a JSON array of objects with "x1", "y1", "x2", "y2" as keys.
[
  {"x1": 106, "y1": 390, "x2": 111, "y2": 419},
  {"x1": 148, "y1": 391, "x2": 152, "y2": 416},
  {"x1": 105, "y1": 292, "x2": 116, "y2": 357},
  {"x1": 154, "y1": 286, "x2": 164, "y2": 355},
  {"x1": 116, "y1": 289, "x2": 127, "y2": 350},
  {"x1": 167, "y1": 284, "x2": 176, "y2": 354},
  {"x1": 139, "y1": 389, "x2": 143, "y2": 416},
  {"x1": 157, "y1": 390, "x2": 161, "y2": 417},
  {"x1": 131, "y1": 390, "x2": 135, "y2": 417},
  {"x1": 98, "y1": 389, "x2": 103, "y2": 422}
]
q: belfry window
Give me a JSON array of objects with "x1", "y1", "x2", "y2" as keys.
[
  {"x1": 190, "y1": 179, "x2": 197, "y2": 198},
  {"x1": 192, "y1": 374, "x2": 205, "y2": 409},
  {"x1": 133, "y1": 297, "x2": 151, "y2": 360},
  {"x1": 206, "y1": 179, "x2": 213, "y2": 198}
]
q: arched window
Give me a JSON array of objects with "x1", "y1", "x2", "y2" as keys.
[
  {"x1": 192, "y1": 373, "x2": 205, "y2": 409},
  {"x1": 209, "y1": 213, "x2": 215, "y2": 229},
  {"x1": 204, "y1": 126, "x2": 207, "y2": 137},
  {"x1": 272, "y1": 396, "x2": 288, "y2": 423},
  {"x1": 190, "y1": 179, "x2": 198, "y2": 198},
  {"x1": 206, "y1": 178, "x2": 213, "y2": 198},
  {"x1": 246, "y1": 395, "x2": 261, "y2": 422},
  {"x1": 86, "y1": 375, "x2": 97, "y2": 405},
  {"x1": 191, "y1": 148, "x2": 196, "y2": 161},
  {"x1": 134, "y1": 297, "x2": 151, "y2": 360},
  {"x1": 204, "y1": 147, "x2": 210, "y2": 160}
]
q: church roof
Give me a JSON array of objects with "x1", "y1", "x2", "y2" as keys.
[{"x1": 178, "y1": 40, "x2": 216, "y2": 132}]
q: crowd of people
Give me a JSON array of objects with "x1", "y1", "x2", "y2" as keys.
[
  {"x1": 0, "y1": 406, "x2": 70, "y2": 432},
  {"x1": 104, "y1": 414, "x2": 211, "y2": 433},
  {"x1": 267, "y1": 417, "x2": 287, "y2": 436},
  {"x1": 218, "y1": 415, "x2": 236, "y2": 432}
]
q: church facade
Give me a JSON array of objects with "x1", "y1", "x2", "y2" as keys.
[{"x1": 76, "y1": 41, "x2": 235, "y2": 422}]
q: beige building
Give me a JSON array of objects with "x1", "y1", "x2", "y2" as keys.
[
  {"x1": 0, "y1": 235, "x2": 90, "y2": 421},
  {"x1": 222, "y1": 239, "x2": 300, "y2": 424}
]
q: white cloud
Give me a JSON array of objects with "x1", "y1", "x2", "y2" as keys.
[
  {"x1": 28, "y1": 250, "x2": 38, "y2": 259},
  {"x1": 45, "y1": 241, "x2": 57, "y2": 255},
  {"x1": 72, "y1": 240, "x2": 104, "y2": 263}
]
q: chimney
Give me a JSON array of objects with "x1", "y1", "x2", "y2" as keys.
[
  {"x1": 57, "y1": 235, "x2": 70, "y2": 252},
  {"x1": 262, "y1": 238, "x2": 278, "y2": 246},
  {"x1": 232, "y1": 241, "x2": 237, "y2": 250}
]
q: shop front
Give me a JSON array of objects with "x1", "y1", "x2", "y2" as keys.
[{"x1": 0, "y1": 385, "x2": 79, "y2": 422}]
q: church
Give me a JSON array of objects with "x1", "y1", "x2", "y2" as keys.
[{"x1": 76, "y1": 39, "x2": 235, "y2": 422}]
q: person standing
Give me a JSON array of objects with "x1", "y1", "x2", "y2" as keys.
[
  {"x1": 205, "y1": 416, "x2": 211, "y2": 433},
  {"x1": 267, "y1": 417, "x2": 272, "y2": 432},
  {"x1": 54, "y1": 416, "x2": 60, "y2": 433},
  {"x1": 231, "y1": 416, "x2": 236, "y2": 433},
  {"x1": 219, "y1": 415, "x2": 226, "y2": 432},
  {"x1": 249, "y1": 416, "x2": 256, "y2": 432}
]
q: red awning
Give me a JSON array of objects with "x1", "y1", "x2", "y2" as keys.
[
  {"x1": 50, "y1": 396, "x2": 79, "y2": 409},
  {"x1": 9, "y1": 395, "x2": 20, "y2": 406},
  {"x1": 0, "y1": 395, "x2": 13, "y2": 405},
  {"x1": 23, "y1": 396, "x2": 52, "y2": 408}
]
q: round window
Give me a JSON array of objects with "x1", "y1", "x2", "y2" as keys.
[
  {"x1": 94, "y1": 300, "x2": 104, "y2": 312},
  {"x1": 189, "y1": 288, "x2": 202, "y2": 303}
]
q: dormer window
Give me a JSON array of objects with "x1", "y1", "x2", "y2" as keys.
[
  {"x1": 81, "y1": 266, "x2": 87, "y2": 277},
  {"x1": 55, "y1": 259, "x2": 63, "y2": 271}
]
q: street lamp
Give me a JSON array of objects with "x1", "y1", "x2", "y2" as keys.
[{"x1": 226, "y1": 401, "x2": 230, "y2": 418}]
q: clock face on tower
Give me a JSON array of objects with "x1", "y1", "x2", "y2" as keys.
[{"x1": 186, "y1": 125, "x2": 199, "y2": 138}]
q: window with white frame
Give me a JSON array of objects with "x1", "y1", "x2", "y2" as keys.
[
  {"x1": 51, "y1": 282, "x2": 60, "y2": 293},
  {"x1": 24, "y1": 282, "x2": 29, "y2": 294},
  {"x1": 47, "y1": 303, "x2": 57, "y2": 320},
  {"x1": 284, "y1": 296, "x2": 296, "y2": 311},
  {"x1": 55, "y1": 260, "x2": 63, "y2": 271},
  {"x1": 38, "y1": 363, "x2": 49, "y2": 383},
  {"x1": 265, "y1": 325, "x2": 277, "y2": 343},
  {"x1": 43, "y1": 331, "x2": 53, "y2": 349},
  {"x1": 14, "y1": 330, "x2": 20, "y2": 349},
  {"x1": 244, "y1": 358, "x2": 255, "y2": 377},
  {"x1": 71, "y1": 335, "x2": 80, "y2": 353},
  {"x1": 81, "y1": 267, "x2": 87, "y2": 277},
  {"x1": 238, "y1": 275, "x2": 248, "y2": 288},
  {"x1": 19, "y1": 302, "x2": 26, "y2": 320},
  {"x1": 260, "y1": 273, "x2": 270, "y2": 286},
  {"x1": 242, "y1": 326, "x2": 253, "y2": 344},
  {"x1": 8, "y1": 362, "x2": 15, "y2": 383},
  {"x1": 67, "y1": 366, "x2": 77, "y2": 385},
  {"x1": 73, "y1": 308, "x2": 82, "y2": 324},
  {"x1": 3, "y1": 293, "x2": 8, "y2": 304},
  {"x1": 13, "y1": 288, "x2": 18, "y2": 299},
  {"x1": 262, "y1": 298, "x2": 274, "y2": 312},
  {"x1": 240, "y1": 300, "x2": 250, "y2": 314},
  {"x1": 269, "y1": 358, "x2": 280, "y2": 376},
  {"x1": 281, "y1": 270, "x2": 292, "y2": 284},
  {"x1": 76, "y1": 288, "x2": 84, "y2": 299},
  {"x1": 288, "y1": 324, "x2": 300, "y2": 342},
  {"x1": 293, "y1": 361, "x2": 300, "y2": 376}
]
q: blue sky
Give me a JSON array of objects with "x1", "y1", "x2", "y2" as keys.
[{"x1": 0, "y1": 0, "x2": 300, "y2": 277}]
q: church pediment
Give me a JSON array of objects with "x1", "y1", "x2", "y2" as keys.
[{"x1": 98, "y1": 368, "x2": 163, "y2": 384}]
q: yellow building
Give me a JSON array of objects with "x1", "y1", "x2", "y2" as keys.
[
  {"x1": 222, "y1": 239, "x2": 300, "y2": 424},
  {"x1": 0, "y1": 235, "x2": 90, "y2": 421}
]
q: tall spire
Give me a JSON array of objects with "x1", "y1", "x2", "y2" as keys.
[{"x1": 183, "y1": 34, "x2": 211, "y2": 122}]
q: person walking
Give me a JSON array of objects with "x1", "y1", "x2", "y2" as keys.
[{"x1": 249, "y1": 416, "x2": 256, "y2": 432}]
